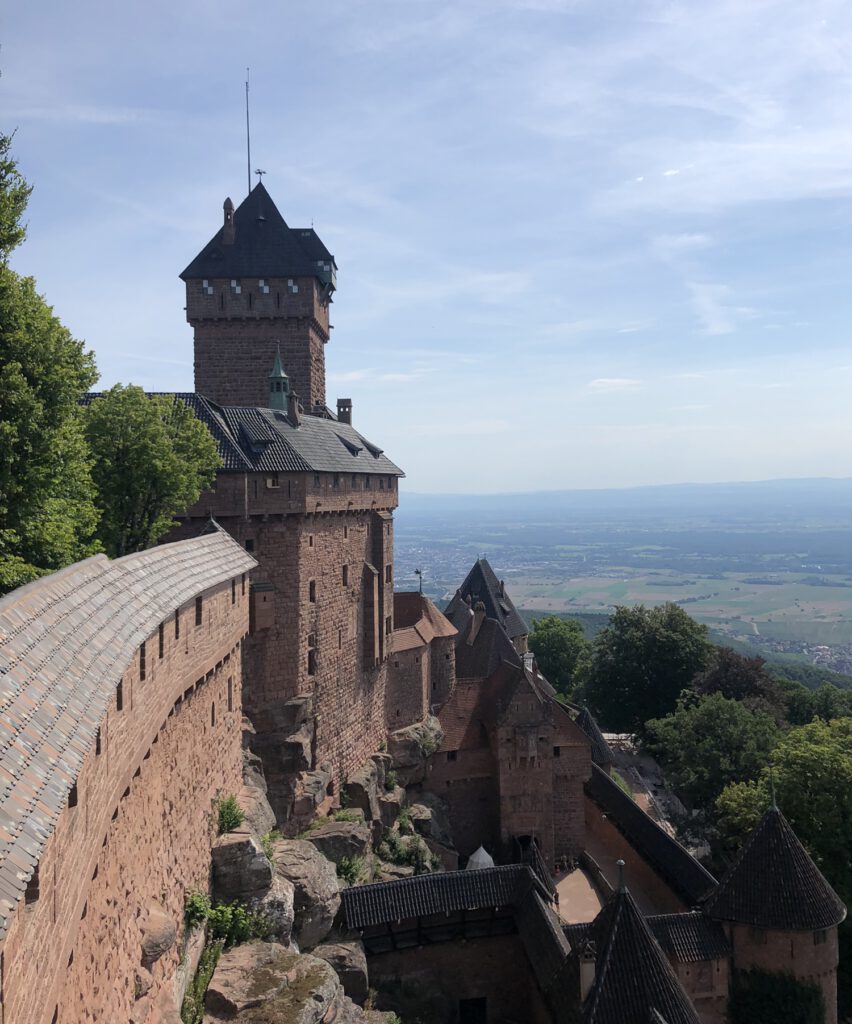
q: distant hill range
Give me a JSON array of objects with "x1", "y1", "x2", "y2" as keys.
[{"x1": 400, "y1": 477, "x2": 852, "y2": 517}]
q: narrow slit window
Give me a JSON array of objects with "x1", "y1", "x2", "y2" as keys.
[
  {"x1": 139, "y1": 641, "x2": 146, "y2": 681},
  {"x1": 175, "y1": 608, "x2": 180, "y2": 639},
  {"x1": 342, "y1": 565, "x2": 349, "y2": 586},
  {"x1": 159, "y1": 622, "x2": 164, "y2": 659},
  {"x1": 231, "y1": 579, "x2": 236, "y2": 605},
  {"x1": 95, "y1": 728, "x2": 102, "y2": 755},
  {"x1": 195, "y1": 596, "x2": 203, "y2": 626},
  {"x1": 228, "y1": 677, "x2": 234, "y2": 712},
  {"x1": 116, "y1": 680, "x2": 124, "y2": 712},
  {"x1": 25, "y1": 864, "x2": 39, "y2": 904},
  {"x1": 309, "y1": 580, "x2": 316, "y2": 603},
  {"x1": 211, "y1": 702, "x2": 216, "y2": 727},
  {"x1": 68, "y1": 783, "x2": 78, "y2": 808}
]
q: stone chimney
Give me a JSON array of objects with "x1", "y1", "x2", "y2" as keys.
[
  {"x1": 579, "y1": 941, "x2": 597, "y2": 1002},
  {"x1": 499, "y1": 579, "x2": 505, "y2": 596},
  {"x1": 337, "y1": 398, "x2": 352, "y2": 425},
  {"x1": 468, "y1": 601, "x2": 487, "y2": 645},
  {"x1": 288, "y1": 390, "x2": 302, "y2": 427},
  {"x1": 223, "y1": 197, "x2": 235, "y2": 244}
]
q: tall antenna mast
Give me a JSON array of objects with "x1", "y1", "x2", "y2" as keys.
[{"x1": 245, "y1": 68, "x2": 252, "y2": 197}]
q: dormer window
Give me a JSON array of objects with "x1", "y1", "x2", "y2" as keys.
[
  {"x1": 259, "y1": 279, "x2": 270, "y2": 294},
  {"x1": 230, "y1": 279, "x2": 242, "y2": 295},
  {"x1": 202, "y1": 279, "x2": 214, "y2": 296}
]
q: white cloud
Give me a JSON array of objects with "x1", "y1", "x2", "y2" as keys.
[{"x1": 587, "y1": 378, "x2": 644, "y2": 393}]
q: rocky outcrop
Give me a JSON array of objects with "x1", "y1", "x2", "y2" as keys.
[
  {"x1": 272, "y1": 839, "x2": 341, "y2": 949},
  {"x1": 201, "y1": 941, "x2": 378, "y2": 1024},
  {"x1": 140, "y1": 903, "x2": 176, "y2": 968},
  {"x1": 203, "y1": 942, "x2": 340, "y2": 1023},
  {"x1": 387, "y1": 716, "x2": 443, "y2": 786},
  {"x1": 292, "y1": 764, "x2": 333, "y2": 825},
  {"x1": 408, "y1": 791, "x2": 453, "y2": 848},
  {"x1": 312, "y1": 939, "x2": 369, "y2": 1005},
  {"x1": 211, "y1": 831, "x2": 273, "y2": 900},
  {"x1": 248, "y1": 695, "x2": 318, "y2": 825},
  {"x1": 249, "y1": 875, "x2": 295, "y2": 944},
  {"x1": 345, "y1": 757, "x2": 385, "y2": 822},
  {"x1": 306, "y1": 821, "x2": 371, "y2": 866},
  {"x1": 378, "y1": 786, "x2": 406, "y2": 829}
]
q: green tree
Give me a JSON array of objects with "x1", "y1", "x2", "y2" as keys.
[
  {"x1": 84, "y1": 385, "x2": 220, "y2": 556},
  {"x1": 645, "y1": 692, "x2": 779, "y2": 809},
  {"x1": 528, "y1": 615, "x2": 590, "y2": 697},
  {"x1": 716, "y1": 717, "x2": 852, "y2": 906},
  {"x1": 693, "y1": 646, "x2": 787, "y2": 722},
  {"x1": 0, "y1": 138, "x2": 100, "y2": 593},
  {"x1": 583, "y1": 603, "x2": 712, "y2": 733},
  {"x1": 0, "y1": 133, "x2": 32, "y2": 262}
]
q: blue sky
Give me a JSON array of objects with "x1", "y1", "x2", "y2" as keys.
[{"x1": 4, "y1": 0, "x2": 852, "y2": 492}]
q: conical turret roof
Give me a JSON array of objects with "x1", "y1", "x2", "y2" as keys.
[
  {"x1": 583, "y1": 882, "x2": 700, "y2": 1024},
  {"x1": 704, "y1": 806, "x2": 845, "y2": 931}
]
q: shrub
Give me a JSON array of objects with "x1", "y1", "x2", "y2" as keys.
[
  {"x1": 378, "y1": 830, "x2": 406, "y2": 864},
  {"x1": 207, "y1": 900, "x2": 268, "y2": 947},
  {"x1": 729, "y1": 968, "x2": 824, "y2": 1024},
  {"x1": 180, "y1": 939, "x2": 223, "y2": 1024},
  {"x1": 184, "y1": 889, "x2": 212, "y2": 930},
  {"x1": 385, "y1": 769, "x2": 398, "y2": 791},
  {"x1": 397, "y1": 806, "x2": 413, "y2": 834},
  {"x1": 331, "y1": 808, "x2": 361, "y2": 823},
  {"x1": 337, "y1": 856, "x2": 365, "y2": 885},
  {"x1": 216, "y1": 795, "x2": 245, "y2": 834},
  {"x1": 261, "y1": 829, "x2": 282, "y2": 861}
]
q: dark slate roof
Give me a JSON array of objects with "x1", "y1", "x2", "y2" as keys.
[
  {"x1": 447, "y1": 608, "x2": 524, "y2": 681},
  {"x1": 0, "y1": 529, "x2": 256, "y2": 939},
  {"x1": 575, "y1": 708, "x2": 614, "y2": 768},
  {"x1": 445, "y1": 559, "x2": 528, "y2": 641},
  {"x1": 583, "y1": 888, "x2": 700, "y2": 1024},
  {"x1": 646, "y1": 913, "x2": 731, "y2": 963},
  {"x1": 341, "y1": 864, "x2": 549, "y2": 929},
  {"x1": 180, "y1": 183, "x2": 336, "y2": 281},
  {"x1": 82, "y1": 394, "x2": 403, "y2": 477},
  {"x1": 703, "y1": 807, "x2": 846, "y2": 931},
  {"x1": 585, "y1": 764, "x2": 716, "y2": 907}
]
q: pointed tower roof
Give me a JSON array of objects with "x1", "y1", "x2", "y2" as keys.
[
  {"x1": 445, "y1": 558, "x2": 528, "y2": 642},
  {"x1": 704, "y1": 806, "x2": 846, "y2": 931},
  {"x1": 180, "y1": 182, "x2": 336, "y2": 283},
  {"x1": 576, "y1": 707, "x2": 614, "y2": 768},
  {"x1": 269, "y1": 346, "x2": 288, "y2": 381},
  {"x1": 583, "y1": 883, "x2": 700, "y2": 1024}
]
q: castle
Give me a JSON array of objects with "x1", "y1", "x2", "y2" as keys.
[{"x1": 0, "y1": 183, "x2": 844, "y2": 1024}]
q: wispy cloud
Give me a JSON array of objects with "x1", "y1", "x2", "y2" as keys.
[{"x1": 587, "y1": 378, "x2": 643, "y2": 393}]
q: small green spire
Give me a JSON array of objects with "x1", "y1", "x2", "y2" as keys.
[{"x1": 268, "y1": 345, "x2": 289, "y2": 410}]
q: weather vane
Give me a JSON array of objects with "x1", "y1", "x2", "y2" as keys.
[
  {"x1": 255, "y1": 169, "x2": 266, "y2": 180},
  {"x1": 414, "y1": 568, "x2": 424, "y2": 594}
]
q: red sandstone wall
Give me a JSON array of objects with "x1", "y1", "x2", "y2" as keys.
[
  {"x1": 0, "y1": 579, "x2": 248, "y2": 1024},
  {"x1": 583, "y1": 795, "x2": 686, "y2": 916},
  {"x1": 386, "y1": 646, "x2": 429, "y2": 727},
  {"x1": 673, "y1": 959, "x2": 728, "y2": 1024},
  {"x1": 367, "y1": 934, "x2": 552, "y2": 1024},
  {"x1": 172, "y1": 472, "x2": 399, "y2": 784},
  {"x1": 728, "y1": 922, "x2": 839, "y2": 1024},
  {"x1": 187, "y1": 274, "x2": 330, "y2": 409}
]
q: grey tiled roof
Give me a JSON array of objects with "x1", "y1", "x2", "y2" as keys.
[
  {"x1": 180, "y1": 183, "x2": 336, "y2": 281},
  {"x1": 445, "y1": 559, "x2": 528, "y2": 641},
  {"x1": 585, "y1": 765, "x2": 716, "y2": 907},
  {"x1": 83, "y1": 394, "x2": 403, "y2": 478},
  {"x1": 583, "y1": 888, "x2": 700, "y2": 1024},
  {"x1": 0, "y1": 529, "x2": 256, "y2": 939},
  {"x1": 646, "y1": 913, "x2": 730, "y2": 963},
  {"x1": 575, "y1": 708, "x2": 614, "y2": 768},
  {"x1": 703, "y1": 807, "x2": 846, "y2": 931},
  {"x1": 341, "y1": 864, "x2": 546, "y2": 929}
]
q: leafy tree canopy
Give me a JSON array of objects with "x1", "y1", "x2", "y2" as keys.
[
  {"x1": 0, "y1": 137, "x2": 100, "y2": 593},
  {"x1": 0, "y1": 133, "x2": 32, "y2": 262},
  {"x1": 582, "y1": 603, "x2": 713, "y2": 733},
  {"x1": 645, "y1": 692, "x2": 779, "y2": 809},
  {"x1": 692, "y1": 646, "x2": 787, "y2": 722},
  {"x1": 528, "y1": 614, "x2": 590, "y2": 697},
  {"x1": 84, "y1": 385, "x2": 221, "y2": 557},
  {"x1": 716, "y1": 717, "x2": 852, "y2": 907}
]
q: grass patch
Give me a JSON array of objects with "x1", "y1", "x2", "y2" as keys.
[
  {"x1": 336, "y1": 856, "x2": 365, "y2": 885},
  {"x1": 612, "y1": 770, "x2": 634, "y2": 800},
  {"x1": 180, "y1": 939, "x2": 223, "y2": 1024},
  {"x1": 215, "y1": 795, "x2": 245, "y2": 834}
]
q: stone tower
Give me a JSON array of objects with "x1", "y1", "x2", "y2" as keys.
[{"x1": 181, "y1": 183, "x2": 337, "y2": 410}]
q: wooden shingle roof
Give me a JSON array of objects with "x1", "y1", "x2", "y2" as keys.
[
  {"x1": 0, "y1": 528, "x2": 256, "y2": 939},
  {"x1": 703, "y1": 807, "x2": 846, "y2": 931}
]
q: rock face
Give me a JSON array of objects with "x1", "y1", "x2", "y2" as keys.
[
  {"x1": 378, "y1": 786, "x2": 405, "y2": 828},
  {"x1": 140, "y1": 903, "x2": 176, "y2": 968},
  {"x1": 249, "y1": 875, "x2": 296, "y2": 944},
  {"x1": 387, "y1": 716, "x2": 443, "y2": 786},
  {"x1": 345, "y1": 758, "x2": 384, "y2": 822},
  {"x1": 312, "y1": 939, "x2": 369, "y2": 1005},
  {"x1": 408, "y1": 791, "x2": 453, "y2": 848},
  {"x1": 306, "y1": 821, "x2": 371, "y2": 866},
  {"x1": 212, "y1": 831, "x2": 273, "y2": 900},
  {"x1": 203, "y1": 942, "x2": 340, "y2": 1023},
  {"x1": 272, "y1": 839, "x2": 341, "y2": 949}
]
